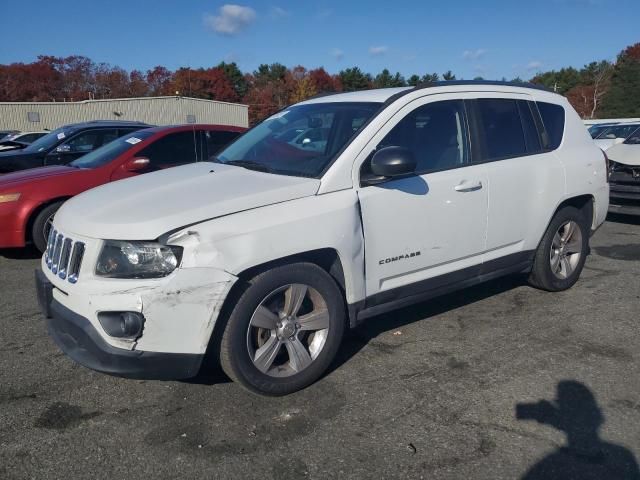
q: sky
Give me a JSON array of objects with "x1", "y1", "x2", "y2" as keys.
[{"x1": 0, "y1": 0, "x2": 638, "y2": 80}]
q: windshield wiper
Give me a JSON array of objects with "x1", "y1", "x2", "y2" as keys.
[{"x1": 225, "y1": 160, "x2": 273, "y2": 173}]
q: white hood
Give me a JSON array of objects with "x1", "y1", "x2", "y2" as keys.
[
  {"x1": 55, "y1": 162, "x2": 320, "y2": 240},
  {"x1": 607, "y1": 143, "x2": 640, "y2": 166}
]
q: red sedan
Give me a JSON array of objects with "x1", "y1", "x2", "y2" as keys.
[{"x1": 0, "y1": 124, "x2": 244, "y2": 252}]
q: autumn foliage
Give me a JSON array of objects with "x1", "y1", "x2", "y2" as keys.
[{"x1": 1, "y1": 42, "x2": 639, "y2": 123}]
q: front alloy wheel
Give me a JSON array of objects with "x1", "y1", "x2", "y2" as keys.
[
  {"x1": 219, "y1": 262, "x2": 345, "y2": 395},
  {"x1": 248, "y1": 284, "x2": 330, "y2": 377}
]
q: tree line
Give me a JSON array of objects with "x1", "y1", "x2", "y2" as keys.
[{"x1": 0, "y1": 42, "x2": 638, "y2": 124}]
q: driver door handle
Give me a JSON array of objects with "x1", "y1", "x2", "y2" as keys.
[{"x1": 454, "y1": 180, "x2": 483, "y2": 192}]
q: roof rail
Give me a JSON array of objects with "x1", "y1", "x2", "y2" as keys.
[
  {"x1": 83, "y1": 120, "x2": 150, "y2": 124},
  {"x1": 305, "y1": 80, "x2": 555, "y2": 105},
  {"x1": 412, "y1": 80, "x2": 554, "y2": 93}
]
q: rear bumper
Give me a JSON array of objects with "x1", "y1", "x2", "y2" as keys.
[{"x1": 36, "y1": 269, "x2": 204, "y2": 380}]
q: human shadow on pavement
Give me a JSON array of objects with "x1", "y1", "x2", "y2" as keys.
[{"x1": 517, "y1": 380, "x2": 640, "y2": 480}]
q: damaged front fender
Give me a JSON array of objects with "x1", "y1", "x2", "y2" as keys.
[{"x1": 79, "y1": 267, "x2": 238, "y2": 355}]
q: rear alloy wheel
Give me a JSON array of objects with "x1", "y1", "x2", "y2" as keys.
[
  {"x1": 549, "y1": 220, "x2": 583, "y2": 280},
  {"x1": 31, "y1": 201, "x2": 64, "y2": 253},
  {"x1": 529, "y1": 206, "x2": 588, "y2": 291},
  {"x1": 220, "y1": 263, "x2": 345, "y2": 395}
]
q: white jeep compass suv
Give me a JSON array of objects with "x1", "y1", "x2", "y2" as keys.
[{"x1": 36, "y1": 82, "x2": 609, "y2": 395}]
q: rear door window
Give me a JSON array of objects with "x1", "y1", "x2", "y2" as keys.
[
  {"x1": 100, "y1": 129, "x2": 120, "y2": 146},
  {"x1": 517, "y1": 101, "x2": 543, "y2": 153},
  {"x1": 136, "y1": 131, "x2": 198, "y2": 169},
  {"x1": 205, "y1": 130, "x2": 242, "y2": 160},
  {"x1": 475, "y1": 99, "x2": 527, "y2": 161},
  {"x1": 537, "y1": 102, "x2": 565, "y2": 150}
]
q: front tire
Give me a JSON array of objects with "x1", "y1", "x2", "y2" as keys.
[
  {"x1": 529, "y1": 206, "x2": 589, "y2": 291},
  {"x1": 31, "y1": 201, "x2": 63, "y2": 253},
  {"x1": 220, "y1": 262, "x2": 345, "y2": 396}
]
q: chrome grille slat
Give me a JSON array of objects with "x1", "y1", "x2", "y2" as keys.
[
  {"x1": 44, "y1": 227, "x2": 54, "y2": 262},
  {"x1": 45, "y1": 229, "x2": 85, "y2": 284},
  {"x1": 58, "y1": 238, "x2": 73, "y2": 280},
  {"x1": 51, "y1": 233, "x2": 63, "y2": 274},
  {"x1": 68, "y1": 242, "x2": 85, "y2": 284},
  {"x1": 46, "y1": 229, "x2": 57, "y2": 267}
]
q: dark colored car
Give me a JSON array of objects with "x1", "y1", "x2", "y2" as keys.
[
  {"x1": 0, "y1": 121, "x2": 152, "y2": 174},
  {"x1": 0, "y1": 132, "x2": 49, "y2": 153},
  {"x1": 0, "y1": 130, "x2": 19, "y2": 141},
  {"x1": 0, "y1": 124, "x2": 245, "y2": 251}
]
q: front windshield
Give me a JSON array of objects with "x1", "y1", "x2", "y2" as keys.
[
  {"x1": 597, "y1": 124, "x2": 640, "y2": 140},
  {"x1": 70, "y1": 130, "x2": 155, "y2": 169},
  {"x1": 623, "y1": 127, "x2": 640, "y2": 145},
  {"x1": 22, "y1": 127, "x2": 68, "y2": 153},
  {"x1": 217, "y1": 102, "x2": 382, "y2": 177},
  {"x1": 589, "y1": 124, "x2": 613, "y2": 139}
]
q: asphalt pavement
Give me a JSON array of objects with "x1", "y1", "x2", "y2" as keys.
[{"x1": 1, "y1": 214, "x2": 639, "y2": 479}]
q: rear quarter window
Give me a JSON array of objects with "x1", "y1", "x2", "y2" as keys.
[{"x1": 537, "y1": 102, "x2": 565, "y2": 150}]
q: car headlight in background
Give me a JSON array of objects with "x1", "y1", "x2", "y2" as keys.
[
  {"x1": 96, "y1": 240, "x2": 183, "y2": 278},
  {"x1": 0, "y1": 193, "x2": 21, "y2": 203}
]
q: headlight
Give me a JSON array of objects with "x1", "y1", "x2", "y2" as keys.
[
  {"x1": 0, "y1": 193, "x2": 21, "y2": 203},
  {"x1": 96, "y1": 240, "x2": 183, "y2": 279}
]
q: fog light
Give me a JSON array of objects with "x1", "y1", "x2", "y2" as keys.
[{"x1": 98, "y1": 311, "x2": 145, "y2": 339}]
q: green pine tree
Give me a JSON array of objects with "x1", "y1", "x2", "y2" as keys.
[
  {"x1": 599, "y1": 44, "x2": 640, "y2": 117},
  {"x1": 338, "y1": 67, "x2": 372, "y2": 91}
]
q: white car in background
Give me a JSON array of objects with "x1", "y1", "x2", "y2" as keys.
[
  {"x1": 594, "y1": 123, "x2": 640, "y2": 151},
  {"x1": 607, "y1": 130, "x2": 640, "y2": 215},
  {"x1": 0, "y1": 131, "x2": 48, "y2": 152},
  {"x1": 588, "y1": 122, "x2": 618, "y2": 139}
]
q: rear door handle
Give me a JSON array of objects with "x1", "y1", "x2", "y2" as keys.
[{"x1": 454, "y1": 180, "x2": 483, "y2": 192}]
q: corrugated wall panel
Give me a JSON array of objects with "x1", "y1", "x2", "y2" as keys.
[{"x1": 0, "y1": 97, "x2": 248, "y2": 131}]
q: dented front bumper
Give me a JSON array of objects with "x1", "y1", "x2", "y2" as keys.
[{"x1": 37, "y1": 256, "x2": 237, "y2": 379}]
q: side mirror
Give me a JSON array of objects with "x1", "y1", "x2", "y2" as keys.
[
  {"x1": 124, "y1": 157, "x2": 150, "y2": 172},
  {"x1": 371, "y1": 146, "x2": 416, "y2": 178},
  {"x1": 613, "y1": 137, "x2": 625, "y2": 145}
]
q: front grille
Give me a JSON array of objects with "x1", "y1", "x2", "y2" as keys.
[
  {"x1": 44, "y1": 228, "x2": 85, "y2": 284},
  {"x1": 610, "y1": 166, "x2": 640, "y2": 184}
]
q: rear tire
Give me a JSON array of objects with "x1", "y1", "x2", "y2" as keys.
[
  {"x1": 528, "y1": 206, "x2": 589, "y2": 291},
  {"x1": 220, "y1": 262, "x2": 345, "y2": 396},
  {"x1": 31, "y1": 202, "x2": 63, "y2": 253}
]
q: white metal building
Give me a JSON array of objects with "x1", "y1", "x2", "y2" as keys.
[{"x1": 0, "y1": 96, "x2": 249, "y2": 131}]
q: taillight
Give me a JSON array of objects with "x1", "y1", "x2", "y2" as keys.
[{"x1": 602, "y1": 149, "x2": 610, "y2": 183}]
